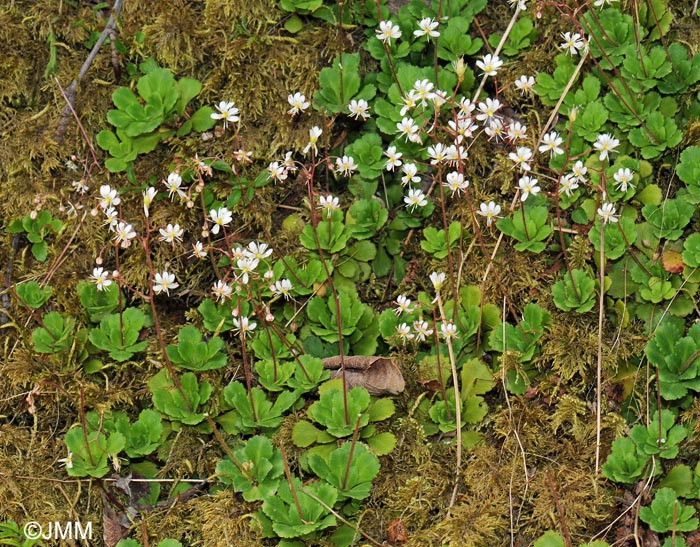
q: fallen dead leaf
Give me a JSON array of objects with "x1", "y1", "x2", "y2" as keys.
[{"x1": 322, "y1": 356, "x2": 405, "y2": 396}]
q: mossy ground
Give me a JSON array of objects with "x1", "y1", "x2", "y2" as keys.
[{"x1": 2, "y1": 1, "x2": 700, "y2": 546}]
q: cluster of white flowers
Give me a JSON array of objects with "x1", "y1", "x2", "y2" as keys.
[{"x1": 268, "y1": 151, "x2": 298, "y2": 183}]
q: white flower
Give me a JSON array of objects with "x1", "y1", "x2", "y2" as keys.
[
  {"x1": 395, "y1": 294, "x2": 414, "y2": 315},
  {"x1": 427, "y1": 143, "x2": 448, "y2": 165},
  {"x1": 400, "y1": 90, "x2": 420, "y2": 116},
  {"x1": 72, "y1": 180, "x2": 89, "y2": 194},
  {"x1": 143, "y1": 187, "x2": 157, "y2": 217},
  {"x1": 268, "y1": 161, "x2": 288, "y2": 183},
  {"x1": 514, "y1": 75, "x2": 535, "y2": 94},
  {"x1": 443, "y1": 171, "x2": 469, "y2": 196},
  {"x1": 593, "y1": 0, "x2": 618, "y2": 8},
  {"x1": 211, "y1": 101, "x2": 240, "y2": 129},
  {"x1": 401, "y1": 163, "x2": 420, "y2": 186},
  {"x1": 303, "y1": 126, "x2": 323, "y2": 155},
  {"x1": 598, "y1": 202, "x2": 619, "y2": 224},
  {"x1": 246, "y1": 241, "x2": 273, "y2": 261},
  {"x1": 165, "y1": 172, "x2": 186, "y2": 200},
  {"x1": 232, "y1": 315, "x2": 257, "y2": 337},
  {"x1": 191, "y1": 241, "x2": 207, "y2": 259},
  {"x1": 237, "y1": 257, "x2": 259, "y2": 285},
  {"x1": 212, "y1": 280, "x2": 233, "y2": 302},
  {"x1": 271, "y1": 278, "x2": 293, "y2": 299},
  {"x1": 614, "y1": 167, "x2": 635, "y2": 192},
  {"x1": 153, "y1": 271, "x2": 178, "y2": 295},
  {"x1": 560, "y1": 32, "x2": 585, "y2": 55},
  {"x1": 440, "y1": 321, "x2": 458, "y2": 340},
  {"x1": 413, "y1": 79, "x2": 435, "y2": 106},
  {"x1": 335, "y1": 155, "x2": 358, "y2": 177},
  {"x1": 318, "y1": 194, "x2": 340, "y2": 218},
  {"x1": 103, "y1": 207, "x2": 118, "y2": 230},
  {"x1": 509, "y1": 147, "x2": 533, "y2": 172},
  {"x1": 58, "y1": 450, "x2": 74, "y2": 469},
  {"x1": 348, "y1": 99, "x2": 370, "y2": 120},
  {"x1": 594, "y1": 133, "x2": 620, "y2": 161},
  {"x1": 396, "y1": 323, "x2": 415, "y2": 344},
  {"x1": 282, "y1": 151, "x2": 297, "y2": 174},
  {"x1": 159, "y1": 223, "x2": 184, "y2": 244},
  {"x1": 90, "y1": 267, "x2": 112, "y2": 291},
  {"x1": 413, "y1": 320, "x2": 433, "y2": 342},
  {"x1": 384, "y1": 146, "x2": 403, "y2": 171},
  {"x1": 414, "y1": 17, "x2": 439, "y2": 38},
  {"x1": 376, "y1": 20, "x2": 402, "y2": 45},
  {"x1": 508, "y1": 0, "x2": 528, "y2": 9},
  {"x1": 539, "y1": 131, "x2": 564, "y2": 157},
  {"x1": 210, "y1": 207, "x2": 233, "y2": 235},
  {"x1": 571, "y1": 160, "x2": 588, "y2": 183},
  {"x1": 476, "y1": 54, "x2": 503, "y2": 77},
  {"x1": 476, "y1": 98, "x2": 502, "y2": 123},
  {"x1": 559, "y1": 174, "x2": 579, "y2": 197},
  {"x1": 287, "y1": 92, "x2": 310, "y2": 116},
  {"x1": 507, "y1": 121, "x2": 528, "y2": 141},
  {"x1": 478, "y1": 201, "x2": 501, "y2": 226},
  {"x1": 445, "y1": 144, "x2": 467, "y2": 166},
  {"x1": 449, "y1": 118, "x2": 477, "y2": 143},
  {"x1": 430, "y1": 271, "x2": 446, "y2": 292},
  {"x1": 397, "y1": 117, "x2": 419, "y2": 142},
  {"x1": 65, "y1": 159, "x2": 78, "y2": 172},
  {"x1": 457, "y1": 97, "x2": 475, "y2": 116},
  {"x1": 404, "y1": 188, "x2": 427, "y2": 210},
  {"x1": 518, "y1": 175, "x2": 541, "y2": 202},
  {"x1": 484, "y1": 118, "x2": 505, "y2": 141},
  {"x1": 114, "y1": 221, "x2": 136, "y2": 248},
  {"x1": 99, "y1": 185, "x2": 120, "y2": 209}
]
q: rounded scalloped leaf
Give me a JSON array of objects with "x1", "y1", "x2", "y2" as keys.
[{"x1": 677, "y1": 146, "x2": 700, "y2": 185}]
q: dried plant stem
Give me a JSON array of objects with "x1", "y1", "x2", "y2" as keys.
[{"x1": 595, "y1": 220, "x2": 605, "y2": 474}]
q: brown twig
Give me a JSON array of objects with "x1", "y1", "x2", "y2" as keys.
[
  {"x1": 546, "y1": 472, "x2": 572, "y2": 547},
  {"x1": 56, "y1": 0, "x2": 125, "y2": 141}
]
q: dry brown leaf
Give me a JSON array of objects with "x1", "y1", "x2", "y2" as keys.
[{"x1": 322, "y1": 356, "x2": 405, "y2": 396}]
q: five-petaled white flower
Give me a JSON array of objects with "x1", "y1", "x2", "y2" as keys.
[
  {"x1": 233, "y1": 315, "x2": 256, "y2": 337},
  {"x1": 598, "y1": 202, "x2": 619, "y2": 224},
  {"x1": 99, "y1": 185, "x2": 121, "y2": 210},
  {"x1": 143, "y1": 187, "x2": 157, "y2": 218},
  {"x1": 440, "y1": 321, "x2": 458, "y2": 340},
  {"x1": 114, "y1": 221, "x2": 136, "y2": 248},
  {"x1": 211, "y1": 101, "x2": 240, "y2": 129},
  {"x1": 614, "y1": 167, "x2": 635, "y2": 192},
  {"x1": 571, "y1": 160, "x2": 588, "y2": 182},
  {"x1": 508, "y1": 121, "x2": 528, "y2": 141},
  {"x1": 395, "y1": 294, "x2": 414, "y2": 315},
  {"x1": 443, "y1": 172, "x2": 470, "y2": 196},
  {"x1": 271, "y1": 278, "x2": 293, "y2": 299},
  {"x1": 90, "y1": 267, "x2": 112, "y2": 291},
  {"x1": 385, "y1": 146, "x2": 403, "y2": 171},
  {"x1": 593, "y1": 0, "x2": 618, "y2": 8},
  {"x1": 514, "y1": 75, "x2": 535, "y2": 94},
  {"x1": 210, "y1": 207, "x2": 233, "y2": 235},
  {"x1": 430, "y1": 271, "x2": 446, "y2": 292},
  {"x1": 414, "y1": 17, "x2": 439, "y2": 38},
  {"x1": 103, "y1": 207, "x2": 118, "y2": 230},
  {"x1": 401, "y1": 163, "x2": 421, "y2": 187},
  {"x1": 159, "y1": 223, "x2": 184, "y2": 245},
  {"x1": 303, "y1": 126, "x2": 323, "y2": 155},
  {"x1": 165, "y1": 172, "x2": 186, "y2": 200},
  {"x1": 335, "y1": 155, "x2": 358, "y2": 177},
  {"x1": 268, "y1": 161, "x2": 288, "y2": 183},
  {"x1": 476, "y1": 98, "x2": 502, "y2": 123},
  {"x1": 376, "y1": 20, "x2": 402, "y2": 45},
  {"x1": 413, "y1": 320, "x2": 433, "y2": 342},
  {"x1": 287, "y1": 92, "x2": 310, "y2": 116},
  {"x1": 560, "y1": 32, "x2": 585, "y2": 55},
  {"x1": 318, "y1": 194, "x2": 340, "y2": 218},
  {"x1": 509, "y1": 147, "x2": 533, "y2": 172},
  {"x1": 348, "y1": 99, "x2": 371, "y2": 120},
  {"x1": 427, "y1": 143, "x2": 448, "y2": 165},
  {"x1": 404, "y1": 188, "x2": 427, "y2": 210},
  {"x1": 191, "y1": 241, "x2": 207, "y2": 259},
  {"x1": 519, "y1": 176, "x2": 541, "y2": 202},
  {"x1": 58, "y1": 450, "x2": 74, "y2": 469},
  {"x1": 237, "y1": 257, "x2": 259, "y2": 285},
  {"x1": 212, "y1": 280, "x2": 233, "y2": 302},
  {"x1": 559, "y1": 174, "x2": 580, "y2": 197},
  {"x1": 246, "y1": 241, "x2": 273, "y2": 261},
  {"x1": 397, "y1": 117, "x2": 420, "y2": 142},
  {"x1": 400, "y1": 90, "x2": 419, "y2": 117},
  {"x1": 539, "y1": 131, "x2": 564, "y2": 157},
  {"x1": 396, "y1": 323, "x2": 415, "y2": 344},
  {"x1": 594, "y1": 133, "x2": 620, "y2": 161},
  {"x1": 476, "y1": 53, "x2": 503, "y2": 77},
  {"x1": 413, "y1": 79, "x2": 436, "y2": 106},
  {"x1": 478, "y1": 201, "x2": 501, "y2": 226},
  {"x1": 153, "y1": 271, "x2": 178, "y2": 295}
]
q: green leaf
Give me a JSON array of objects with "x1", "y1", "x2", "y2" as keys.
[
  {"x1": 534, "y1": 531, "x2": 565, "y2": 547},
  {"x1": 552, "y1": 269, "x2": 596, "y2": 313},
  {"x1": 16, "y1": 281, "x2": 52, "y2": 309},
  {"x1": 315, "y1": 53, "x2": 362, "y2": 113},
  {"x1": 166, "y1": 325, "x2": 227, "y2": 371},
  {"x1": 308, "y1": 441, "x2": 380, "y2": 501},
  {"x1": 216, "y1": 435, "x2": 283, "y2": 501},
  {"x1": 639, "y1": 488, "x2": 698, "y2": 532},
  {"x1": 677, "y1": 146, "x2": 700, "y2": 185}
]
